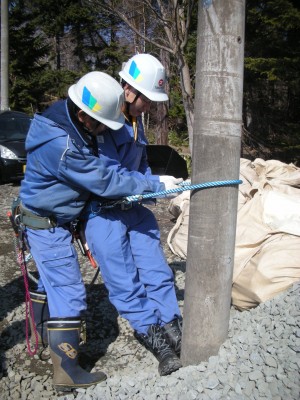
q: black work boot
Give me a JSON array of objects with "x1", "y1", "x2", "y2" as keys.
[
  {"x1": 29, "y1": 291, "x2": 49, "y2": 348},
  {"x1": 161, "y1": 317, "x2": 182, "y2": 357},
  {"x1": 48, "y1": 318, "x2": 106, "y2": 392},
  {"x1": 135, "y1": 324, "x2": 182, "y2": 376}
]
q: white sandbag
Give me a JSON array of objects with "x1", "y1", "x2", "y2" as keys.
[
  {"x1": 232, "y1": 233, "x2": 300, "y2": 310},
  {"x1": 167, "y1": 189, "x2": 190, "y2": 259},
  {"x1": 262, "y1": 190, "x2": 300, "y2": 236}
]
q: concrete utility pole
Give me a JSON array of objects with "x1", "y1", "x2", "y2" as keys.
[
  {"x1": 181, "y1": 0, "x2": 245, "y2": 365},
  {"x1": 1, "y1": 0, "x2": 10, "y2": 110}
]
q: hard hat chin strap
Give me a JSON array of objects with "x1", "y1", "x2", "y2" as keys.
[
  {"x1": 68, "y1": 97, "x2": 91, "y2": 134},
  {"x1": 124, "y1": 90, "x2": 142, "y2": 116}
]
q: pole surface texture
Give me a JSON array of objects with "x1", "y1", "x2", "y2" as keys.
[
  {"x1": 181, "y1": 0, "x2": 245, "y2": 366},
  {"x1": 1, "y1": 0, "x2": 9, "y2": 110}
]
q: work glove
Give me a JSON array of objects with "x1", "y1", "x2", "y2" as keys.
[{"x1": 159, "y1": 175, "x2": 183, "y2": 198}]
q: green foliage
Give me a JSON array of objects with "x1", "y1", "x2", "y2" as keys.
[
  {"x1": 37, "y1": 69, "x2": 79, "y2": 109},
  {"x1": 183, "y1": 154, "x2": 192, "y2": 177},
  {"x1": 8, "y1": 0, "x2": 128, "y2": 112},
  {"x1": 244, "y1": 0, "x2": 300, "y2": 156},
  {"x1": 145, "y1": 129, "x2": 156, "y2": 145},
  {"x1": 245, "y1": 0, "x2": 300, "y2": 82},
  {"x1": 168, "y1": 75, "x2": 187, "y2": 134},
  {"x1": 168, "y1": 130, "x2": 188, "y2": 147},
  {"x1": 246, "y1": 0, "x2": 300, "y2": 57},
  {"x1": 184, "y1": 7, "x2": 198, "y2": 91},
  {"x1": 245, "y1": 57, "x2": 299, "y2": 81},
  {"x1": 9, "y1": 1, "x2": 49, "y2": 112},
  {"x1": 5, "y1": 0, "x2": 300, "y2": 164}
]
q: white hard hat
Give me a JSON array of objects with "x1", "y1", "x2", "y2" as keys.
[
  {"x1": 68, "y1": 71, "x2": 125, "y2": 130},
  {"x1": 119, "y1": 54, "x2": 168, "y2": 102}
]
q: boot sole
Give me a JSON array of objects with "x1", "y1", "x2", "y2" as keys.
[
  {"x1": 159, "y1": 359, "x2": 182, "y2": 376},
  {"x1": 54, "y1": 373, "x2": 107, "y2": 392}
]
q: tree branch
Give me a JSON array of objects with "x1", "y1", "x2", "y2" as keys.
[{"x1": 95, "y1": 0, "x2": 175, "y2": 54}]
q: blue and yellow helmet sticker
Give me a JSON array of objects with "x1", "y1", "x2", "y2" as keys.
[
  {"x1": 82, "y1": 86, "x2": 102, "y2": 112},
  {"x1": 129, "y1": 61, "x2": 144, "y2": 83}
]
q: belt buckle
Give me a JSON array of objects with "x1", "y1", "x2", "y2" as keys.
[
  {"x1": 90, "y1": 202, "x2": 102, "y2": 215},
  {"x1": 121, "y1": 201, "x2": 132, "y2": 211},
  {"x1": 48, "y1": 217, "x2": 57, "y2": 228}
]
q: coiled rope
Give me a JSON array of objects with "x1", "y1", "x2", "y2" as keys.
[{"x1": 125, "y1": 179, "x2": 243, "y2": 202}]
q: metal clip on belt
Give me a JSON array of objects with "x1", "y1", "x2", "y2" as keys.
[
  {"x1": 19, "y1": 203, "x2": 57, "y2": 230},
  {"x1": 120, "y1": 201, "x2": 133, "y2": 211}
]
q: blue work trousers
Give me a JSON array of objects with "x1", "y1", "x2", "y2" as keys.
[
  {"x1": 84, "y1": 205, "x2": 181, "y2": 334},
  {"x1": 25, "y1": 226, "x2": 86, "y2": 317}
]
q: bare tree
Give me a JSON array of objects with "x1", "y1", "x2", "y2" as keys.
[{"x1": 84, "y1": 0, "x2": 197, "y2": 152}]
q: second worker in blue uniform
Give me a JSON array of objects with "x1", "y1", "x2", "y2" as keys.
[{"x1": 83, "y1": 54, "x2": 183, "y2": 376}]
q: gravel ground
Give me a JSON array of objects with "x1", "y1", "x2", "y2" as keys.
[{"x1": 0, "y1": 182, "x2": 299, "y2": 400}]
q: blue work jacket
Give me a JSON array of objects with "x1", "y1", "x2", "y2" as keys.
[
  {"x1": 96, "y1": 116, "x2": 158, "y2": 180},
  {"x1": 20, "y1": 100, "x2": 163, "y2": 225}
]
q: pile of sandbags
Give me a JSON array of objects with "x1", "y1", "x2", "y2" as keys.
[{"x1": 167, "y1": 158, "x2": 300, "y2": 310}]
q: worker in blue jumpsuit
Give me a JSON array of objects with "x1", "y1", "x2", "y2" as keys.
[
  {"x1": 19, "y1": 71, "x2": 180, "y2": 391},
  {"x1": 83, "y1": 54, "x2": 184, "y2": 376}
]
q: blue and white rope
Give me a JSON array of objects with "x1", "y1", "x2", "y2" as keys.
[{"x1": 126, "y1": 179, "x2": 243, "y2": 202}]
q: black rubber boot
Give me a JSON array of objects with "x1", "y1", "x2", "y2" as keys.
[
  {"x1": 135, "y1": 324, "x2": 182, "y2": 376},
  {"x1": 29, "y1": 291, "x2": 49, "y2": 348},
  {"x1": 48, "y1": 318, "x2": 107, "y2": 392},
  {"x1": 161, "y1": 317, "x2": 182, "y2": 357}
]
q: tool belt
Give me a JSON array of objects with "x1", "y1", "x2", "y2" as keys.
[
  {"x1": 81, "y1": 198, "x2": 136, "y2": 220},
  {"x1": 18, "y1": 202, "x2": 57, "y2": 230},
  {"x1": 92, "y1": 199, "x2": 134, "y2": 213}
]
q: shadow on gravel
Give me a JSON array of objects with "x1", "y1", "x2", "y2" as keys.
[
  {"x1": 0, "y1": 320, "x2": 25, "y2": 350},
  {"x1": 0, "y1": 241, "x2": 14, "y2": 256},
  {"x1": 0, "y1": 318, "x2": 25, "y2": 378},
  {"x1": 0, "y1": 275, "x2": 28, "y2": 378},
  {"x1": 0, "y1": 275, "x2": 120, "y2": 377},
  {"x1": 0, "y1": 275, "x2": 25, "y2": 322},
  {"x1": 79, "y1": 281, "x2": 120, "y2": 370},
  {"x1": 171, "y1": 261, "x2": 186, "y2": 303}
]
